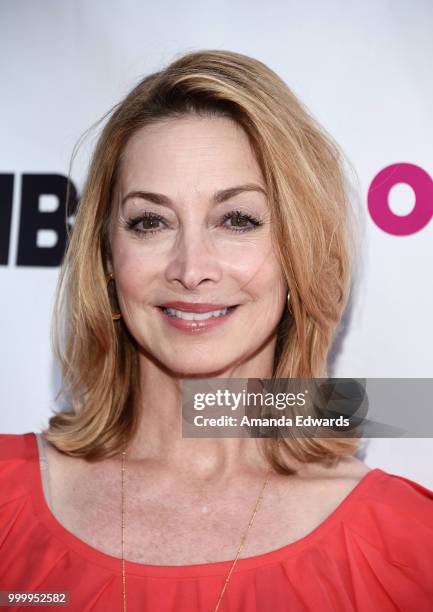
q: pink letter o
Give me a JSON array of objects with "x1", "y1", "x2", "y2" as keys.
[{"x1": 368, "y1": 163, "x2": 433, "y2": 236}]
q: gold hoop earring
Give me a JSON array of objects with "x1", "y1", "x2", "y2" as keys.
[
  {"x1": 287, "y1": 291, "x2": 292, "y2": 313},
  {"x1": 105, "y1": 272, "x2": 122, "y2": 321}
]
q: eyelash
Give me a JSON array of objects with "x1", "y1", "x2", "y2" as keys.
[{"x1": 125, "y1": 210, "x2": 263, "y2": 237}]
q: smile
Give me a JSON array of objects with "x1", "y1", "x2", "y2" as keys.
[
  {"x1": 160, "y1": 306, "x2": 236, "y2": 320},
  {"x1": 157, "y1": 305, "x2": 239, "y2": 333}
]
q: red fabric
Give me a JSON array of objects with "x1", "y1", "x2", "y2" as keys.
[{"x1": 1, "y1": 432, "x2": 433, "y2": 611}]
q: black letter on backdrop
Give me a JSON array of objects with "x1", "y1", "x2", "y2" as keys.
[
  {"x1": 16, "y1": 174, "x2": 78, "y2": 267},
  {"x1": 0, "y1": 174, "x2": 14, "y2": 265}
]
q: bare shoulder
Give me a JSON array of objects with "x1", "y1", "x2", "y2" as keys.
[
  {"x1": 298, "y1": 455, "x2": 371, "y2": 482},
  {"x1": 293, "y1": 454, "x2": 372, "y2": 497},
  {"x1": 37, "y1": 433, "x2": 118, "y2": 513},
  {"x1": 279, "y1": 455, "x2": 372, "y2": 519},
  {"x1": 37, "y1": 434, "x2": 78, "y2": 510},
  {"x1": 39, "y1": 433, "x2": 83, "y2": 472},
  {"x1": 39, "y1": 432, "x2": 117, "y2": 473}
]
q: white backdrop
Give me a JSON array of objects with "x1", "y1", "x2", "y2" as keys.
[{"x1": 1, "y1": 0, "x2": 432, "y2": 487}]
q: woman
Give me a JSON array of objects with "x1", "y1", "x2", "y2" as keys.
[{"x1": 1, "y1": 49, "x2": 432, "y2": 611}]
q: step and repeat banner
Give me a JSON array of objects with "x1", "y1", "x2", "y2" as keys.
[{"x1": 1, "y1": 1, "x2": 432, "y2": 486}]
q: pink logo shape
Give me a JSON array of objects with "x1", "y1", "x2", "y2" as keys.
[{"x1": 368, "y1": 163, "x2": 433, "y2": 235}]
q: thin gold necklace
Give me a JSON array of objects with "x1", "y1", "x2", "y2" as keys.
[{"x1": 120, "y1": 449, "x2": 272, "y2": 612}]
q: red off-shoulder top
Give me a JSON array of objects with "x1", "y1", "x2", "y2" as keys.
[{"x1": 1, "y1": 432, "x2": 433, "y2": 611}]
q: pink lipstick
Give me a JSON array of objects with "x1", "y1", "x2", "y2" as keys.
[{"x1": 157, "y1": 302, "x2": 239, "y2": 334}]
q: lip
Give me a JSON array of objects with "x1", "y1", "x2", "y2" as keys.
[
  {"x1": 157, "y1": 304, "x2": 239, "y2": 334},
  {"x1": 158, "y1": 301, "x2": 238, "y2": 313}
]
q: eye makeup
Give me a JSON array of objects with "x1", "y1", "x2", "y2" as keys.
[{"x1": 123, "y1": 209, "x2": 264, "y2": 238}]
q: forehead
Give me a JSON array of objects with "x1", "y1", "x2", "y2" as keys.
[{"x1": 118, "y1": 115, "x2": 265, "y2": 193}]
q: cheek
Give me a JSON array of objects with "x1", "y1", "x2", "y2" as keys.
[
  {"x1": 227, "y1": 239, "x2": 276, "y2": 283},
  {"x1": 241, "y1": 247, "x2": 285, "y2": 293},
  {"x1": 249, "y1": 255, "x2": 287, "y2": 321},
  {"x1": 112, "y1": 243, "x2": 155, "y2": 302}
]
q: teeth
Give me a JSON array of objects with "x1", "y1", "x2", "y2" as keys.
[{"x1": 162, "y1": 307, "x2": 232, "y2": 320}]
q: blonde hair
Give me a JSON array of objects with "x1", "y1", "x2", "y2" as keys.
[{"x1": 43, "y1": 49, "x2": 361, "y2": 473}]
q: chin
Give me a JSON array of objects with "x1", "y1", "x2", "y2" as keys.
[
  {"x1": 155, "y1": 351, "x2": 242, "y2": 378},
  {"x1": 166, "y1": 361, "x2": 235, "y2": 378}
]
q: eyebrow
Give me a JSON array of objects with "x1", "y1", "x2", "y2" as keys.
[{"x1": 121, "y1": 183, "x2": 267, "y2": 209}]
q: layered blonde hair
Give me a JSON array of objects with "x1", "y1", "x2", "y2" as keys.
[{"x1": 43, "y1": 49, "x2": 361, "y2": 472}]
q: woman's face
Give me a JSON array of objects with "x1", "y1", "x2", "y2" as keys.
[{"x1": 110, "y1": 115, "x2": 287, "y2": 376}]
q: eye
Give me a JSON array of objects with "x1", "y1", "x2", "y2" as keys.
[
  {"x1": 222, "y1": 210, "x2": 263, "y2": 233},
  {"x1": 125, "y1": 212, "x2": 165, "y2": 236}
]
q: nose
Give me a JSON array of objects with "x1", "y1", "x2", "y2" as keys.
[{"x1": 164, "y1": 226, "x2": 223, "y2": 290}]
